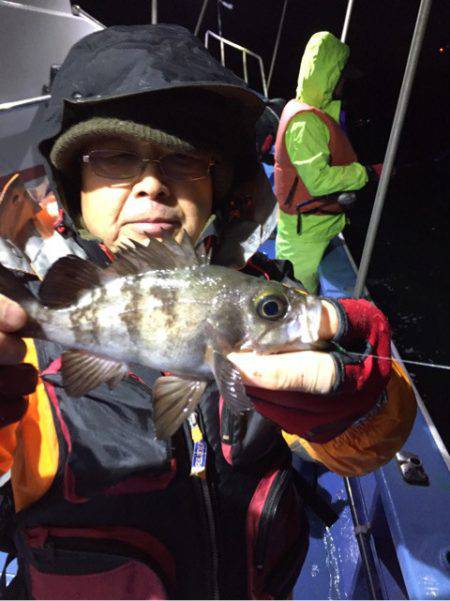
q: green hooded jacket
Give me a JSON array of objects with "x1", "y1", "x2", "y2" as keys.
[{"x1": 285, "y1": 31, "x2": 368, "y2": 195}]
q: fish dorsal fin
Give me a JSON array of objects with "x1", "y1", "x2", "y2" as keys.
[
  {"x1": 61, "y1": 349, "x2": 128, "y2": 397},
  {"x1": 39, "y1": 255, "x2": 108, "y2": 307},
  {"x1": 105, "y1": 233, "x2": 200, "y2": 277},
  {"x1": 156, "y1": 232, "x2": 201, "y2": 267},
  {"x1": 153, "y1": 376, "x2": 207, "y2": 439}
]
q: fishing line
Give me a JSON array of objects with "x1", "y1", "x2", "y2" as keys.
[{"x1": 342, "y1": 352, "x2": 450, "y2": 372}]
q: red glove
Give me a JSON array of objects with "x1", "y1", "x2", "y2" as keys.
[{"x1": 247, "y1": 299, "x2": 392, "y2": 442}]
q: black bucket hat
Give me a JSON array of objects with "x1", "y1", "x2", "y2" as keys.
[
  {"x1": 40, "y1": 23, "x2": 264, "y2": 141},
  {"x1": 38, "y1": 24, "x2": 266, "y2": 221},
  {"x1": 37, "y1": 24, "x2": 277, "y2": 266}
]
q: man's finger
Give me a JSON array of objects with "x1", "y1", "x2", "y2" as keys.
[
  {"x1": 228, "y1": 351, "x2": 337, "y2": 394},
  {"x1": 318, "y1": 300, "x2": 340, "y2": 340}
]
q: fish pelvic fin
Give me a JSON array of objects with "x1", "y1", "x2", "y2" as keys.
[
  {"x1": 153, "y1": 376, "x2": 207, "y2": 439},
  {"x1": 0, "y1": 261, "x2": 43, "y2": 336},
  {"x1": 211, "y1": 351, "x2": 253, "y2": 414},
  {"x1": 61, "y1": 350, "x2": 128, "y2": 397}
]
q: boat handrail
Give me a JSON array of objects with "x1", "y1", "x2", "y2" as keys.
[
  {"x1": 204, "y1": 30, "x2": 268, "y2": 98},
  {"x1": 194, "y1": 0, "x2": 210, "y2": 36},
  {"x1": 0, "y1": 94, "x2": 50, "y2": 112},
  {"x1": 353, "y1": 0, "x2": 433, "y2": 299}
]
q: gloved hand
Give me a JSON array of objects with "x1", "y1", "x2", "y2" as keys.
[
  {"x1": 229, "y1": 299, "x2": 392, "y2": 442},
  {"x1": 0, "y1": 295, "x2": 37, "y2": 427}
]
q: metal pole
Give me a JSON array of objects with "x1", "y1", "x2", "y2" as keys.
[
  {"x1": 194, "y1": 0, "x2": 210, "y2": 36},
  {"x1": 353, "y1": 0, "x2": 433, "y2": 299},
  {"x1": 151, "y1": 0, "x2": 157, "y2": 24},
  {"x1": 267, "y1": 0, "x2": 288, "y2": 95},
  {"x1": 242, "y1": 52, "x2": 248, "y2": 84},
  {"x1": 341, "y1": 0, "x2": 355, "y2": 43},
  {"x1": 217, "y1": 1, "x2": 225, "y2": 65}
]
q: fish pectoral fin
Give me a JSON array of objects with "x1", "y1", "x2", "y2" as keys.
[
  {"x1": 153, "y1": 376, "x2": 207, "y2": 439},
  {"x1": 211, "y1": 351, "x2": 253, "y2": 414},
  {"x1": 61, "y1": 350, "x2": 128, "y2": 397}
]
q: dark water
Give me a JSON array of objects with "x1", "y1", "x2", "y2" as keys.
[{"x1": 344, "y1": 160, "x2": 450, "y2": 450}]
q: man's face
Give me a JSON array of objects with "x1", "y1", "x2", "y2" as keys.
[{"x1": 81, "y1": 136, "x2": 213, "y2": 252}]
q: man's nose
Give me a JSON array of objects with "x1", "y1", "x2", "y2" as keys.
[{"x1": 131, "y1": 162, "x2": 170, "y2": 200}]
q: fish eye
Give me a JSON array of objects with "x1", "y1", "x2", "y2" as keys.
[{"x1": 256, "y1": 294, "x2": 288, "y2": 321}]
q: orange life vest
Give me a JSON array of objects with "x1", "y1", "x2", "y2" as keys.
[{"x1": 274, "y1": 99, "x2": 358, "y2": 215}]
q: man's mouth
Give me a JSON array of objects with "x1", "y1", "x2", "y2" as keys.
[{"x1": 125, "y1": 219, "x2": 180, "y2": 236}]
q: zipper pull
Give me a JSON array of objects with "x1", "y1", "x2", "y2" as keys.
[{"x1": 188, "y1": 413, "x2": 207, "y2": 479}]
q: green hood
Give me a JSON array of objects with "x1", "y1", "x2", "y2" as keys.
[{"x1": 296, "y1": 31, "x2": 349, "y2": 118}]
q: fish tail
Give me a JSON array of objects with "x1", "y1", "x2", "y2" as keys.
[{"x1": 0, "y1": 262, "x2": 43, "y2": 336}]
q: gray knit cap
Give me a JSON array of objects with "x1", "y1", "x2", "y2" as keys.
[{"x1": 50, "y1": 117, "x2": 200, "y2": 175}]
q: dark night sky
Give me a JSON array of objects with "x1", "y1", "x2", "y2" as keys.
[{"x1": 73, "y1": 0, "x2": 450, "y2": 166}]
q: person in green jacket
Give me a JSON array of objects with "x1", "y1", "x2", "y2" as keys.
[{"x1": 274, "y1": 31, "x2": 378, "y2": 294}]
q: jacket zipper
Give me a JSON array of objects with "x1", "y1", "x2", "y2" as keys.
[
  {"x1": 185, "y1": 411, "x2": 220, "y2": 600},
  {"x1": 254, "y1": 470, "x2": 290, "y2": 570}
]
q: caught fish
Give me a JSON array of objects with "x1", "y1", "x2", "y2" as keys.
[{"x1": 0, "y1": 233, "x2": 323, "y2": 438}]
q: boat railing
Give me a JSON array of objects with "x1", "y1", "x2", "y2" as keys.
[
  {"x1": 0, "y1": 95, "x2": 50, "y2": 113},
  {"x1": 204, "y1": 30, "x2": 268, "y2": 98}
]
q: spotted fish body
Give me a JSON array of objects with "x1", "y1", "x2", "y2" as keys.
[
  {"x1": 39, "y1": 267, "x2": 273, "y2": 373},
  {"x1": 0, "y1": 234, "x2": 323, "y2": 438}
]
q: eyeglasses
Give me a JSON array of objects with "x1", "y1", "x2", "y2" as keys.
[{"x1": 81, "y1": 150, "x2": 214, "y2": 182}]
